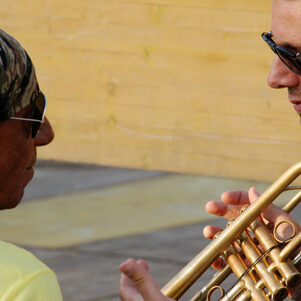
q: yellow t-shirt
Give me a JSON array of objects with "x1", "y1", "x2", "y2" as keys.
[{"x1": 0, "y1": 240, "x2": 62, "y2": 301}]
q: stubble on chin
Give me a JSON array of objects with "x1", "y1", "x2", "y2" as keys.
[
  {"x1": 288, "y1": 87, "x2": 301, "y2": 99},
  {"x1": 287, "y1": 88, "x2": 301, "y2": 124}
]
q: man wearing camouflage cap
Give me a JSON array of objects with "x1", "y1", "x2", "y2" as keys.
[{"x1": 0, "y1": 29, "x2": 62, "y2": 300}]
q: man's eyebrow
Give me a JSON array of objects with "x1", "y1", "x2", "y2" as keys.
[
  {"x1": 281, "y1": 42, "x2": 298, "y2": 50},
  {"x1": 270, "y1": 32, "x2": 299, "y2": 51},
  {"x1": 276, "y1": 39, "x2": 301, "y2": 52}
]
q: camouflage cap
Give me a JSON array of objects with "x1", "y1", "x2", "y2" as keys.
[{"x1": 0, "y1": 29, "x2": 39, "y2": 122}]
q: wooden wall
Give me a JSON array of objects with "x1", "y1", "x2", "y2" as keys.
[{"x1": 2, "y1": 1, "x2": 301, "y2": 182}]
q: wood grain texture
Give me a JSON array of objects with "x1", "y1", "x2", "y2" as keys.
[{"x1": 1, "y1": 1, "x2": 301, "y2": 181}]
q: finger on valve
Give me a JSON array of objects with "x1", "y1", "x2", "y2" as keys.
[{"x1": 203, "y1": 226, "x2": 225, "y2": 270}]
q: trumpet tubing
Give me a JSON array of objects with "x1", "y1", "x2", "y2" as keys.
[{"x1": 161, "y1": 162, "x2": 301, "y2": 300}]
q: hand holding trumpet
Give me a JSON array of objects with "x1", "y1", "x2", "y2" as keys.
[
  {"x1": 204, "y1": 187, "x2": 301, "y2": 270},
  {"x1": 119, "y1": 187, "x2": 300, "y2": 301}
]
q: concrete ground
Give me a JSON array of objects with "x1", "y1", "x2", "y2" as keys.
[{"x1": 1, "y1": 160, "x2": 300, "y2": 301}]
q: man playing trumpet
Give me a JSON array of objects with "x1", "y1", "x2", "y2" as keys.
[{"x1": 119, "y1": 0, "x2": 301, "y2": 299}]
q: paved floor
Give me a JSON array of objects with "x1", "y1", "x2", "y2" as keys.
[{"x1": 1, "y1": 160, "x2": 300, "y2": 300}]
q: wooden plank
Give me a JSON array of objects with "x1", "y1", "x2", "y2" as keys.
[{"x1": 2, "y1": 0, "x2": 300, "y2": 182}]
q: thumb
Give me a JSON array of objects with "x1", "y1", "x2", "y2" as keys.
[
  {"x1": 120, "y1": 258, "x2": 167, "y2": 301},
  {"x1": 248, "y1": 186, "x2": 289, "y2": 223}
]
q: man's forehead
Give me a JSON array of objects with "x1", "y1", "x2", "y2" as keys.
[{"x1": 272, "y1": 0, "x2": 301, "y2": 46}]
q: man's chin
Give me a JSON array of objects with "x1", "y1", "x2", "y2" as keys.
[{"x1": 2, "y1": 189, "x2": 24, "y2": 210}]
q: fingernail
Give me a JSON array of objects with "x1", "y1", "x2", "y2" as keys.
[
  {"x1": 119, "y1": 262, "x2": 132, "y2": 277},
  {"x1": 124, "y1": 267, "x2": 132, "y2": 277}
]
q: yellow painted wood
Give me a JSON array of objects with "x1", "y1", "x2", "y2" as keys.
[{"x1": 1, "y1": 1, "x2": 299, "y2": 181}]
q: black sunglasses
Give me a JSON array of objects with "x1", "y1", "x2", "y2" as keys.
[
  {"x1": 262, "y1": 31, "x2": 301, "y2": 76},
  {"x1": 10, "y1": 91, "x2": 47, "y2": 138}
]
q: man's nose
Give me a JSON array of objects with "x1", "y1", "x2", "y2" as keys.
[
  {"x1": 34, "y1": 116, "x2": 54, "y2": 146},
  {"x1": 267, "y1": 55, "x2": 300, "y2": 89}
]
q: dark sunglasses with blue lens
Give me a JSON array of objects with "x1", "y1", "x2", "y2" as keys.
[
  {"x1": 10, "y1": 91, "x2": 47, "y2": 138},
  {"x1": 262, "y1": 31, "x2": 301, "y2": 76}
]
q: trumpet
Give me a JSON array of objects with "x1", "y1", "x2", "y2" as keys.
[{"x1": 161, "y1": 161, "x2": 301, "y2": 300}]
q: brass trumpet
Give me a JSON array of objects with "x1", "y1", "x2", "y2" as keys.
[{"x1": 161, "y1": 161, "x2": 301, "y2": 300}]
